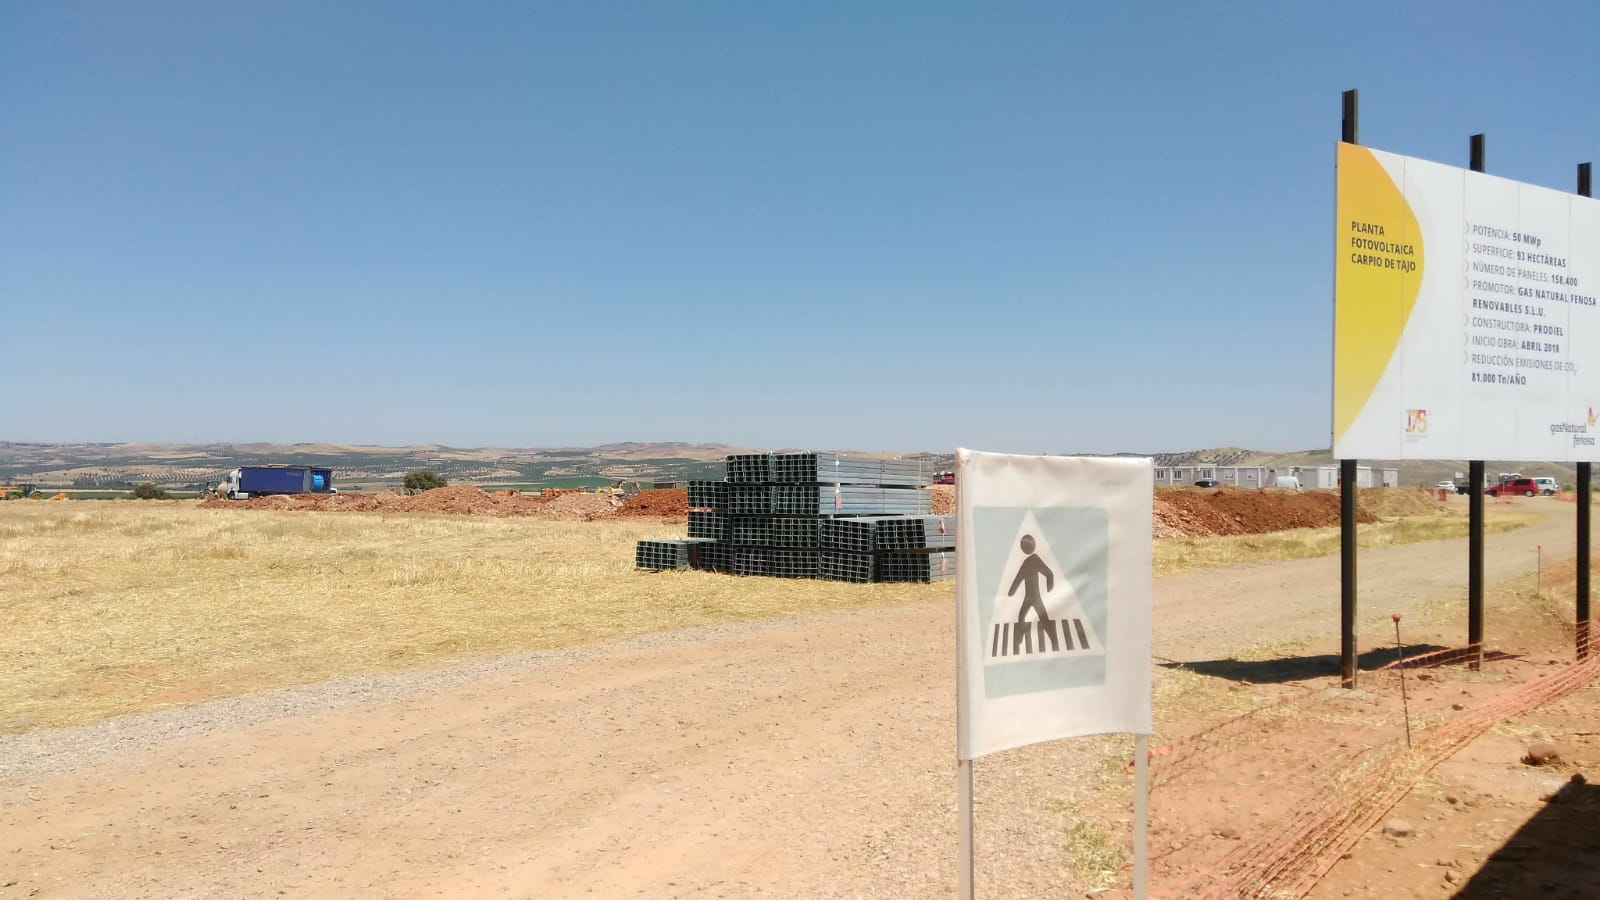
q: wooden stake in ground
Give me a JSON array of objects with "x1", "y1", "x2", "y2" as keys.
[{"x1": 1392, "y1": 613, "x2": 1412, "y2": 749}]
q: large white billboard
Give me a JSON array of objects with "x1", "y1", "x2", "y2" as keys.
[{"x1": 1334, "y1": 142, "x2": 1600, "y2": 462}]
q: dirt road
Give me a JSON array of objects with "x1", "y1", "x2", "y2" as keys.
[{"x1": 1, "y1": 500, "x2": 1590, "y2": 898}]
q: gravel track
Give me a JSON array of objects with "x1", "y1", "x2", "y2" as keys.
[{"x1": 0, "y1": 499, "x2": 1586, "y2": 899}]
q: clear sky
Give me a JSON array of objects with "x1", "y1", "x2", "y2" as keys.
[{"x1": 3, "y1": 2, "x2": 1598, "y2": 453}]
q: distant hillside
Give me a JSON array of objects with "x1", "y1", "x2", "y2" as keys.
[
  {"x1": 0, "y1": 441, "x2": 1583, "y2": 491},
  {"x1": 1151, "y1": 447, "x2": 1334, "y2": 469},
  {"x1": 0, "y1": 441, "x2": 757, "y2": 491}
]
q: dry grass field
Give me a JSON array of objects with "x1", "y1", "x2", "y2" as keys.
[
  {"x1": 0, "y1": 503, "x2": 934, "y2": 729},
  {"x1": 1151, "y1": 509, "x2": 1536, "y2": 577},
  {"x1": 0, "y1": 499, "x2": 1537, "y2": 731}
]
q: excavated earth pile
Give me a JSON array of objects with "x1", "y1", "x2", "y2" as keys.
[
  {"x1": 616, "y1": 489, "x2": 689, "y2": 520},
  {"x1": 1155, "y1": 487, "x2": 1393, "y2": 537}
]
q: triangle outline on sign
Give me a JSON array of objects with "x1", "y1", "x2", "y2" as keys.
[{"x1": 984, "y1": 509, "x2": 1104, "y2": 666}]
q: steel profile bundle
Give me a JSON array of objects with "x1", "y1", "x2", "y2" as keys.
[
  {"x1": 687, "y1": 511, "x2": 729, "y2": 541},
  {"x1": 731, "y1": 516, "x2": 772, "y2": 546},
  {"x1": 878, "y1": 550, "x2": 957, "y2": 583},
  {"x1": 770, "y1": 485, "x2": 931, "y2": 516},
  {"x1": 725, "y1": 454, "x2": 771, "y2": 483},
  {"x1": 768, "y1": 549, "x2": 819, "y2": 579},
  {"x1": 819, "y1": 550, "x2": 876, "y2": 584},
  {"x1": 638, "y1": 450, "x2": 956, "y2": 584},
  {"x1": 690, "y1": 542, "x2": 733, "y2": 573},
  {"x1": 876, "y1": 515, "x2": 956, "y2": 550},
  {"x1": 769, "y1": 517, "x2": 821, "y2": 548},
  {"x1": 635, "y1": 539, "x2": 712, "y2": 571},
  {"x1": 873, "y1": 457, "x2": 935, "y2": 487},
  {"x1": 687, "y1": 481, "x2": 727, "y2": 510},
  {"x1": 818, "y1": 516, "x2": 891, "y2": 554},
  {"x1": 725, "y1": 484, "x2": 772, "y2": 515},
  {"x1": 769, "y1": 453, "x2": 932, "y2": 487},
  {"x1": 733, "y1": 547, "x2": 770, "y2": 577}
]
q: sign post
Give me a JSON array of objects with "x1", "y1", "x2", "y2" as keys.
[
  {"x1": 955, "y1": 449, "x2": 1153, "y2": 898},
  {"x1": 1338, "y1": 89, "x2": 1360, "y2": 689},
  {"x1": 1468, "y1": 134, "x2": 1487, "y2": 669},
  {"x1": 1579, "y1": 161, "x2": 1594, "y2": 661}
]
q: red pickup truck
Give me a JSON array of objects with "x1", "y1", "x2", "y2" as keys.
[{"x1": 1486, "y1": 477, "x2": 1540, "y2": 498}]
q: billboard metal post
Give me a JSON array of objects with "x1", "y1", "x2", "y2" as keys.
[
  {"x1": 1579, "y1": 161, "x2": 1594, "y2": 661},
  {"x1": 1338, "y1": 89, "x2": 1359, "y2": 689},
  {"x1": 1469, "y1": 459, "x2": 1485, "y2": 666},
  {"x1": 1467, "y1": 133, "x2": 1486, "y2": 669},
  {"x1": 1341, "y1": 459, "x2": 1358, "y2": 687}
]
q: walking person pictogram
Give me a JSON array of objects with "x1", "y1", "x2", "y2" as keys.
[
  {"x1": 985, "y1": 516, "x2": 1100, "y2": 662},
  {"x1": 1008, "y1": 534, "x2": 1058, "y2": 652}
]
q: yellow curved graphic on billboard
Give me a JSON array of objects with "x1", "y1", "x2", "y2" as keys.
[{"x1": 1334, "y1": 143, "x2": 1425, "y2": 444}]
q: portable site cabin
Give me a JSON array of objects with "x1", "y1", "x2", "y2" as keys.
[
  {"x1": 1300, "y1": 465, "x2": 1399, "y2": 489},
  {"x1": 1156, "y1": 464, "x2": 1398, "y2": 489}
]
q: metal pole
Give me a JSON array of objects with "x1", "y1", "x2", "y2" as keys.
[
  {"x1": 1578, "y1": 162, "x2": 1593, "y2": 660},
  {"x1": 1339, "y1": 89, "x2": 1360, "y2": 689},
  {"x1": 1467, "y1": 133, "x2": 1487, "y2": 669},
  {"x1": 1580, "y1": 463, "x2": 1593, "y2": 660},
  {"x1": 1469, "y1": 460, "x2": 1485, "y2": 666},
  {"x1": 1341, "y1": 459, "x2": 1358, "y2": 687},
  {"x1": 958, "y1": 757, "x2": 974, "y2": 900},
  {"x1": 1133, "y1": 734, "x2": 1150, "y2": 900}
]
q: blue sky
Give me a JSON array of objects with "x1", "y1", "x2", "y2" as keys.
[{"x1": 3, "y1": 2, "x2": 1597, "y2": 453}]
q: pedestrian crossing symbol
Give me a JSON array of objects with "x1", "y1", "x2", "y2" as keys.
[{"x1": 976, "y1": 507, "x2": 1108, "y2": 698}]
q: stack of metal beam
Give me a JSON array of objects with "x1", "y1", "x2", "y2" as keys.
[
  {"x1": 878, "y1": 549, "x2": 957, "y2": 583},
  {"x1": 769, "y1": 453, "x2": 932, "y2": 487},
  {"x1": 876, "y1": 515, "x2": 956, "y2": 550},
  {"x1": 635, "y1": 539, "x2": 714, "y2": 571},
  {"x1": 641, "y1": 452, "x2": 956, "y2": 583},
  {"x1": 687, "y1": 510, "x2": 729, "y2": 541},
  {"x1": 817, "y1": 515, "x2": 956, "y2": 583},
  {"x1": 771, "y1": 485, "x2": 932, "y2": 516}
]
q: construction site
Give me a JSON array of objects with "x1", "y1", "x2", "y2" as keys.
[
  {"x1": 3, "y1": 456, "x2": 1595, "y2": 897},
  {"x1": 4, "y1": 7, "x2": 1600, "y2": 898}
]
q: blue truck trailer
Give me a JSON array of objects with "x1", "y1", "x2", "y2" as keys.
[{"x1": 219, "y1": 466, "x2": 335, "y2": 499}]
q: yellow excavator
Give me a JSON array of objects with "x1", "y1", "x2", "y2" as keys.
[{"x1": 598, "y1": 480, "x2": 644, "y2": 500}]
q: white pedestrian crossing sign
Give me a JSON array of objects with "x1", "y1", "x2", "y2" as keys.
[
  {"x1": 956, "y1": 450, "x2": 1151, "y2": 759},
  {"x1": 954, "y1": 450, "x2": 1154, "y2": 898},
  {"x1": 975, "y1": 506, "x2": 1108, "y2": 698}
]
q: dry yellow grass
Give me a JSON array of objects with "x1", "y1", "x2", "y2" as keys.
[
  {"x1": 0, "y1": 501, "x2": 1541, "y2": 732},
  {"x1": 0, "y1": 503, "x2": 934, "y2": 729},
  {"x1": 1152, "y1": 511, "x2": 1535, "y2": 578}
]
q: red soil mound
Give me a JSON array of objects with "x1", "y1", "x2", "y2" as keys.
[{"x1": 617, "y1": 488, "x2": 689, "y2": 519}]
